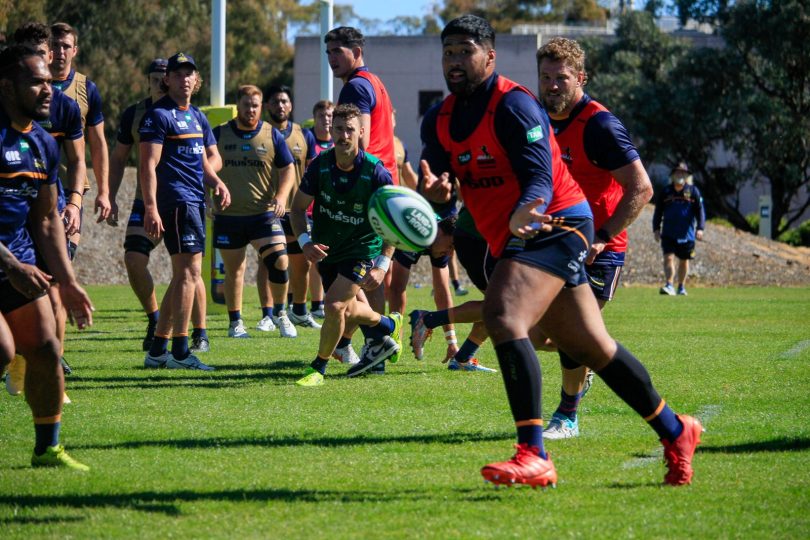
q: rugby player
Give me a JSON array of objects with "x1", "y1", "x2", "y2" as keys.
[
  {"x1": 139, "y1": 52, "x2": 230, "y2": 371},
  {"x1": 292, "y1": 104, "x2": 402, "y2": 386},
  {"x1": 212, "y1": 84, "x2": 296, "y2": 339},
  {"x1": 0, "y1": 45, "x2": 94, "y2": 470},
  {"x1": 420, "y1": 15, "x2": 702, "y2": 487}
]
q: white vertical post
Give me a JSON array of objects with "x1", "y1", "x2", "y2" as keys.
[
  {"x1": 320, "y1": 0, "x2": 334, "y2": 101},
  {"x1": 211, "y1": 0, "x2": 226, "y2": 106},
  {"x1": 758, "y1": 195, "x2": 772, "y2": 238}
]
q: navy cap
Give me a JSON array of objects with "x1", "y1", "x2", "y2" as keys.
[
  {"x1": 167, "y1": 52, "x2": 197, "y2": 72},
  {"x1": 147, "y1": 58, "x2": 168, "y2": 74},
  {"x1": 671, "y1": 161, "x2": 690, "y2": 174}
]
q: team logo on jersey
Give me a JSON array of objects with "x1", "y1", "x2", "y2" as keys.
[
  {"x1": 39, "y1": 120, "x2": 53, "y2": 130},
  {"x1": 241, "y1": 144, "x2": 251, "y2": 152},
  {"x1": 476, "y1": 146, "x2": 496, "y2": 168},
  {"x1": 177, "y1": 120, "x2": 189, "y2": 130},
  {"x1": 4, "y1": 150, "x2": 22, "y2": 165},
  {"x1": 322, "y1": 193, "x2": 331, "y2": 203},
  {"x1": 353, "y1": 203, "x2": 363, "y2": 214},
  {"x1": 561, "y1": 146, "x2": 573, "y2": 164},
  {"x1": 526, "y1": 124, "x2": 544, "y2": 143},
  {"x1": 255, "y1": 144, "x2": 267, "y2": 157},
  {"x1": 457, "y1": 151, "x2": 471, "y2": 164},
  {"x1": 142, "y1": 118, "x2": 153, "y2": 128},
  {"x1": 338, "y1": 175, "x2": 348, "y2": 184},
  {"x1": 19, "y1": 140, "x2": 30, "y2": 153},
  {"x1": 34, "y1": 158, "x2": 46, "y2": 171},
  {"x1": 292, "y1": 143, "x2": 302, "y2": 156}
]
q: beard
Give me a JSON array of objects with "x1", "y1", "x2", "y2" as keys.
[
  {"x1": 26, "y1": 98, "x2": 50, "y2": 121},
  {"x1": 269, "y1": 110, "x2": 287, "y2": 124},
  {"x1": 542, "y1": 89, "x2": 576, "y2": 115}
]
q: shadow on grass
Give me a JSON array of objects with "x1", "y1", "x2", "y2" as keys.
[
  {"x1": 0, "y1": 486, "x2": 447, "y2": 516},
  {"x1": 74, "y1": 430, "x2": 513, "y2": 451},
  {"x1": 697, "y1": 437, "x2": 810, "y2": 454},
  {"x1": 0, "y1": 515, "x2": 86, "y2": 525}
]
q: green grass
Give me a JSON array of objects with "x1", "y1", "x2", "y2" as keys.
[{"x1": 2, "y1": 286, "x2": 809, "y2": 538}]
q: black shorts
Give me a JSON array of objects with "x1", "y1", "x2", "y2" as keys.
[
  {"x1": 318, "y1": 258, "x2": 374, "y2": 291},
  {"x1": 0, "y1": 278, "x2": 45, "y2": 315},
  {"x1": 392, "y1": 249, "x2": 449, "y2": 270},
  {"x1": 661, "y1": 237, "x2": 696, "y2": 260},
  {"x1": 501, "y1": 216, "x2": 592, "y2": 288},
  {"x1": 586, "y1": 253, "x2": 624, "y2": 302},
  {"x1": 124, "y1": 199, "x2": 161, "y2": 255},
  {"x1": 280, "y1": 214, "x2": 311, "y2": 255},
  {"x1": 453, "y1": 229, "x2": 495, "y2": 292},
  {"x1": 160, "y1": 202, "x2": 206, "y2": 256},
  {"x1": 213, "y1": 212, "x2": 284, "y2": 250}
]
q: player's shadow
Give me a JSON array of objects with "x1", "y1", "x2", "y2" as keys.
[
  {"x1": 64, "y1": 371, "x2": 291, "y2": 391},
  {"x1": 0, "y1": 487, "x2": 431, "y2": 517},
  {"x1": 74, "y1": 430, "x2": 514, "y2": 451},
  {"x1": 696, "y1": 437, "x2": 810, "y2": 454}
]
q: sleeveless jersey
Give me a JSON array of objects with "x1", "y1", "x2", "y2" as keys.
[
  {"x1": 311, "y1": 150, "x2": 383, "y2": 262},
  {"x1": 215, "y1": 120, "x2": 278, "y2": 216},
  {"x1": 275, "y1": 122, "x2": 308, "y2": 210},
  {"x1": 350, "y1": 70, "x2": 399, "y2": 186},
  {"x1": 555, "y1": 99, "x2": 627, "y2": 253},
  {"x1": 436, "y1": 76, "x2": 585, "y2": 257},
  {"x1": 53, "y1": 70, "x2": 90, "y2": 190}
]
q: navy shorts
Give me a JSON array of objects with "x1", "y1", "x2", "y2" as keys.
[
  {"x1": 393, "y1": 249, "x2": 449, "y2": 270},
  {"x1": 586, "y1": 251, "x2": 625, "y2": 302},
  {"x1": 453, "y1": 229, "x2": 495, "y2": 292},
  {"x1": 280, "y1": 214, "x2": 311, "y2": 255},
  {"x1": 160, "y1": 202, "x2": 206, "y2": 255},
  {"x1": 317, "y1": 258, "x2": 374, "y2": 291},
  {"x1": 124, "y1": 199, "x2": 160, "y2": 255},
  {"x1": 213, "y1": 212, "x2": 284, "y2": 250},
  {"x1": 0, "y1": 278, "x2": 45, "y2": 315},
  {"x1": 501, "y1": 216, "x2": 593, "y2": 288},
  {"x1": 661, "y1": 236, "x2": 696, "y2": 260}
]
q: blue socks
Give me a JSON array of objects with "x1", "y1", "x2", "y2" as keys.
[
  {"x1": 454, "y1": 338, "x2": 480, "y2": 362},
  {"x1": 424, "y1": 309, "x2": 450, "y2": 329},
  {"x1": 147, "y1": 310, "x2": 159, "y2": 325},
  {"x1": 555, "y1": 389, "x2": 582, "y2": 421},
  {"x1": 262, "y1": 306, "x2": 273, "y2": 318},
  {"x1": 228, "y1": 310, "x2": 241, "y2": 322},
  {"x1": 149, "y1": 336, "x2": 169, "y2": 357},
  {"x1": 311, "y1": 357, "x2": 329, "y2": 375},
  {"x1": 34, "y1": 422, "x2": 60, "y2": 455},
  {"x1": 172, "y1": 336, "x2": 190, "y2": 360},
  {"x1": 362, "y1": 316, "x2": 395, "y2": 340}
]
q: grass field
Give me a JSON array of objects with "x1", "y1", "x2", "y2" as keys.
[{"x1": 1, "y1": 285, "x2": 809, "y2": 539}]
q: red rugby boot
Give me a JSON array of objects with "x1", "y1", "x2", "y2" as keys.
[
  {"x1": 662, "y1": 414, "x2": 704, "y2": 486},
  {"x1": 481, "y1": 444, "x2": 557, "y2": 488}
]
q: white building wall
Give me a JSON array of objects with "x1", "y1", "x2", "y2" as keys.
[{"x1": 293, "y1": 34, "x2": 541, "y2": 168}]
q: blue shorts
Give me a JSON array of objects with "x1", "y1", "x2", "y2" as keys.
[
  {"x1": 127, "y1": 199, "x2": 146, "y2": 228},
  {"x1": 124, "y1": 199, "x2": 161, "y2": 255},
  {"x1": 453, "y1": 229, "x2": 494, "y2": 292},
  {"x1": 586, "y1": 251, "x2": 625, "y2": 302},
  {"x1": 280, "y1": 214, "x2": 311, "y2": 255},
  {"x1": 393, "y1": 249, "x2": 449, "y2": 270},
  {"x1": 661, "y1": 236, "x2": 696, "y2": 260},
  {"x1": 317, "y1": 259, "x2": 374, "y2": 291},
  {"x1": 213, "y1": 212, "x2": 284, "y2": 250},
  {"x1": 501, "y1": 216, "x2": 593, "y2": 288},
  {"x1": 160, "y1": 202, "x2": 206, "y2": 256}
]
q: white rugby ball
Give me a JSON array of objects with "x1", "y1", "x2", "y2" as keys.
[{"x1": 368, "y1": 186, "x2": 438, "y2": 251}]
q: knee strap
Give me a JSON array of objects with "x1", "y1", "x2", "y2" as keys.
[{"x1": 262, "y1": 246, "x2": 289, "y2": 284}]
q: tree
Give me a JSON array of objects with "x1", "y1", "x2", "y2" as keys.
[{"x1": 438, "y1": 0, "x2": 607, "y2": 32}]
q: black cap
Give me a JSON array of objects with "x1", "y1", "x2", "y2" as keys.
[
  {"x1": 671, "y1": 161, "x2": 690, "y2": 174},
  {"x1": 167, "y1": 52, "x2": 197, "y2": 72},
  {"x1": 147, "y1": 58, "x2": 168, "y2": 74}
]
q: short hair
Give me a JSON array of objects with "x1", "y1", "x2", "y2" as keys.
[
  {"x1": 159, "y1": 69, "x2": 203, "y2": 95},
  {"x1": 50, "y1": 22, "x2": 78, "y2": 45},
  {"x1": 264, "y1": 84, "x2": 292, "y2": 103},
  {"x1": 13, "y1": 22, "x2": 50, "y2": 47},
  {"x1": 0, "y1": 44, "x2": 40, "y2": 81},
  {"x1": 237, "y1": 84, "x2": 262, "y2": 101},
  {"x1": 441, "y1": 15, "x2": 495, "y2": 48},
  {"x1": 312, "y1": 99, "x2": 334, "y2": 116},
  {"x1": 324, "y1": 26, "x2": 365, "y2": 49},
  {"x1": 332, "y1": 103, "x2": 361, "y2": 123},
  {"x1": 536, "y1": 37, "x2": 588, "y2": 86}
]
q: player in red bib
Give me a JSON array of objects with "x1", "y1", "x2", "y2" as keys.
[{"x1": 420, "y1": 15, "x2": 702, "y2": 488}]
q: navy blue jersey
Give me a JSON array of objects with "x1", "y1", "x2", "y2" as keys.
[
  {"x1": 138, "y1": 95, "x2": 216, "y2": 208},
  {"x1": 116, "y1": 97, "x2": 153, "y2": 146},
  {"x1": 35, "y1": 89, "x2": 83, "y2": 210},
  {"x1": 421, "y1": 73, "x2": 588, "y2": 218},
  {"x1": 653, "y1": 183, "x2": 706, "y2": 242},
  {"x1": 550, "y1": 95, "x2": 639, "y2": 171},
  {"x1": 299, "y1": 149, "x2": 392, "y2": 197},
  {"x1": 52, "y1": 69, "x2": 104, "y2": 127},
  {"x1": 0, "y1": 111, "x2": 59, "y2": 276}
]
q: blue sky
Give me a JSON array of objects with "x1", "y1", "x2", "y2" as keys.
[{"x1": 307, "y1": 0, "x2": 432, "y2": 23}]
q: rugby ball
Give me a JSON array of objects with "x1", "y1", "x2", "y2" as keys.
[{"x1": 368, "y1": 186, "x2": 438, "y2": 251}]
